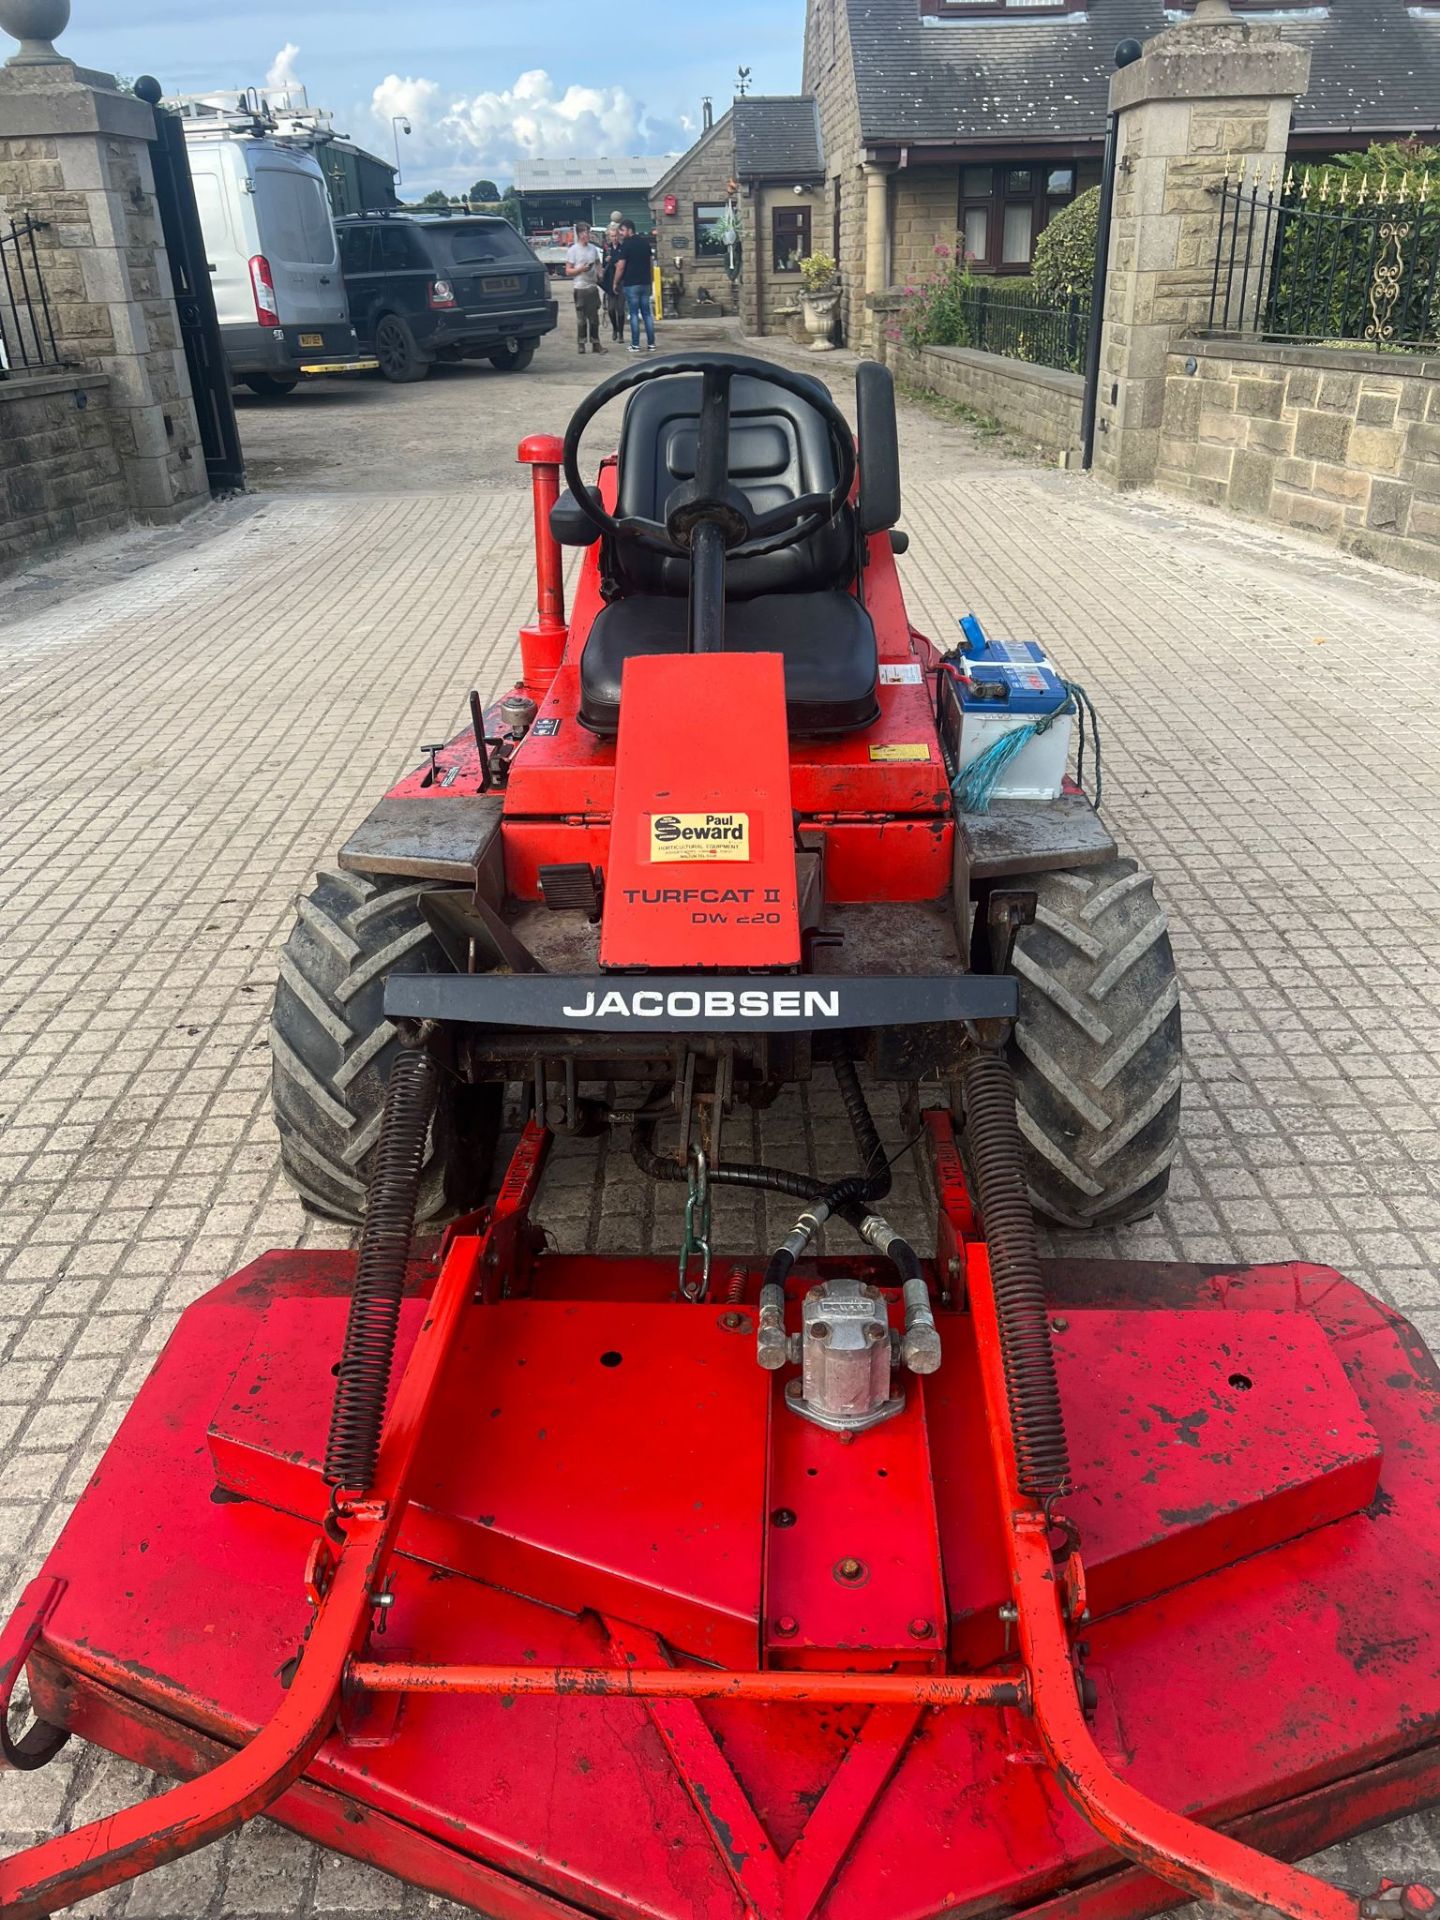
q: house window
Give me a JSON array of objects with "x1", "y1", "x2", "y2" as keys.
[
  {"x1": 962, "y1": 205, "x2": 990, "y2": 263},
  {"x1": 1001, "y1": 202, "x2": 1033, "y2": 264},
  {"x1": 922, "y1": 0, "x2": 1074, "y2": 15},
  {"x1": 773, "y1": 204, "x2": 812, "y2": 272},
  {"x1": 955, "y1": 162, "x2": 1079, "y2": 270},
  {"x1": 695, "y1": 203, "x2": 730, "y2": 257}
]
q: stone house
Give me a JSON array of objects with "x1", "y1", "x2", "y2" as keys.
[
  {"x1": 650, "y1": 105, "x2": 740, "y2": 317},
  {"x1": 801, "y1": 0, "x2": 1440, "y2": 348},
  {"x1": 649, "y1": 96, "x2": 826, "y2": 334}
]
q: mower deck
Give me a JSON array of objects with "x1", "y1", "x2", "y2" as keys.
[{"x1": 6, "y1": 1158, "x2": 1439, "y2": 1920}]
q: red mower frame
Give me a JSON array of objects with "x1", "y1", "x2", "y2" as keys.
[{"x1": 2, "y1": 1108, "x2": 1437, "y2": 1920}]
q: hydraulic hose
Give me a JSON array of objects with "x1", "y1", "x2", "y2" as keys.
[
  {"x1": 631, "y1": 1059, "x2": 924, "y2": 1304},
  {"x1": 631, "y1": 1056, "x2": 891, "y2": 1214},
  {"x1": 324, "y1": 1047, "x2": 438, "y2": 1497},
  {"x1": 957, "y1": 1043, "x2": 1071, "y2": 1501},
  {"x1": 833, "y1": 1054, "x2": 891, "y2": 1202}
]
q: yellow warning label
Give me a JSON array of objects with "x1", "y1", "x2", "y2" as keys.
[
  {"x1": 649, "y1": 812, "x2": 751, "y2": 863},
  {"x1": 869, "y1": 744, "x2": 931, "y2": 763}
]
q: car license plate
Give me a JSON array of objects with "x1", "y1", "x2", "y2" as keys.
[
  {"x1": 482, "y1": 275, "x2": 521, "y2": 294},
  {"x1": 299, "y1": 332, "x2": 324, "y2": 348}
]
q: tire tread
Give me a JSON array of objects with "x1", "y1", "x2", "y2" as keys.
[
  {"x1": 1005, "y1": 858, "x2": 1182, "y2": 1229},
  {"x1": 271, "y1": 871, "x2": 497, "y2": 1223}
]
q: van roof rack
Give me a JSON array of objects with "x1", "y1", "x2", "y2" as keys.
[{"x1": 171, "y1": 88, "x2": 335, "y2": 148}]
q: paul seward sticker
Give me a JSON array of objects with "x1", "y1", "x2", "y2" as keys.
[{"x1": 649, "y1": 812, "x2": 750, "y2": 863}]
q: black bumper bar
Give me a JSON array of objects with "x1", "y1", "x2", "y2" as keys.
[{"x1": 384, "y1": 973, "x2": 1018, "y2": 1034}]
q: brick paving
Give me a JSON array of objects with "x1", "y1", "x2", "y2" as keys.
[{"x1": 3, "y1": 342, "x2": 1440, "y2": 1912}]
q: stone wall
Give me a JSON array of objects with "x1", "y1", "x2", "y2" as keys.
[
  {"x1": 650, "y1": 114, "x2": 740, "y2": 320},
  {"x1": 0, "y1": 73, "x2": 205, "y2": 519},
  {"x1": 888, "y1": 167, "x2": 961, "y2": 294},
  {"x1": 0, "y1": 371, "x2": 130, "y2": 575},
  {"x1": 1157, "y1": 339, "x2": 1440, "y2": 578},
  {"x1": 880, "y1": 327, "x2": 1084, "y2": 460}
]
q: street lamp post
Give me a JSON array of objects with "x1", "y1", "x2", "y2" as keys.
[{"x1": 392, "y1": 114, "x2": 411, "y2": 187}]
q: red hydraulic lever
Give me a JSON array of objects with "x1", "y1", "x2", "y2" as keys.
[{"x1": 515, "y1": 433, "x2": 568, "y2": 700}]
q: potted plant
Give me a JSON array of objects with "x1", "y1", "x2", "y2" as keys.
[{"x1": 797, "y1": 252, "x2": 840, "y2": 351}]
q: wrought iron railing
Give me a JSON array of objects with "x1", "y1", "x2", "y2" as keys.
[
  {"x1": 0, "y1": 216, "x2": 63, "y2": 376},
  {"x1": 949, "y1": 285, "x2": 1090, "y2": 374},
  {"x1": 1204, "y1": 165, "x2": 1440, "y2": 350}
]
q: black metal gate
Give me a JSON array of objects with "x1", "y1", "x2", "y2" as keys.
[{"x1": 137, "y1": 77, "x2": 246, "y2": 496}]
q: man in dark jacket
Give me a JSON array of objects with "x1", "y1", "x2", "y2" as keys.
[
  {"x1": 612, "y1": 219, "x2": 656, "y2": 354},
  {"x1": 600, "y1": 222, "x2": 625, "y2": 342}
]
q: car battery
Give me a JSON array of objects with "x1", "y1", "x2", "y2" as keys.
[{"x1": 943, "y1": 625, "x2": 1073, "y2": 801}]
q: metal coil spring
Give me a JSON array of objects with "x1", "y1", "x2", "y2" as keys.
[
  {"x1": 958, "y1": 1045, "x2": 1072, "y2": 1503},
  {"x1": 323, "y1": 1047, "x2": 438, "y2": 1496}
]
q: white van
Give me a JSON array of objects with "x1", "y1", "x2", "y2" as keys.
[{"x1": 182, "y1": 128, "x2": 364, "y2": 396}]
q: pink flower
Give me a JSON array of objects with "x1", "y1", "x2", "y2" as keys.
[{"x1": 934, "y1": 243, "x2": 952, "y2": 258}]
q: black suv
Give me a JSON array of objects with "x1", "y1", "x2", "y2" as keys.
[{"x1": 336, "y1": 213, "x2": 558, "y2": 382}]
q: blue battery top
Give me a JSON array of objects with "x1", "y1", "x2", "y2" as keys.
[{"x1": 954, "y1": 634, "x2": 1069, "y2": 718}]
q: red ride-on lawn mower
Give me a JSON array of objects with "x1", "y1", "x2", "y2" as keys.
[{"x1": 3, "y1": 352, "x2": 1439, "y2": 1920}]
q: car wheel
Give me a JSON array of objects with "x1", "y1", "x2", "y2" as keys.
[
  {"x1": 488, "y1": 340, "x2": 537, "y2": 372},
  {"x1": 243, "y1": 374, "x2": 299, "y2": 398},
  {"x1": 375, "y1": 314, "x2": 431, "y2": 383}
]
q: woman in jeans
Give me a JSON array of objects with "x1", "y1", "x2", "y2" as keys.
[{"x1": 612, "y1": 219, "x2": 656, "y2": 354}]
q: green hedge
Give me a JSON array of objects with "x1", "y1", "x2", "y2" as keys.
[{"x1": 1031, "y1": 189, "x2": 1100, "y2": 303}]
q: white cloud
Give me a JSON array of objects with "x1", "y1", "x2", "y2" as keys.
[
  {"x1": 367, "y1": 67, "x2": 683, "y2": 196},
  {"x1": 265, "y1": 42, "x2": 303, "y2": 93}
]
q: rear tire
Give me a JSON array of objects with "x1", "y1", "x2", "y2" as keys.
[
  {"x1": 994, "y1": 859, "x2": 1182, "y2": 1229},
  {"x1": 488, "y1": 340, "x2": 536, "y2": 372},
  {"x1": 270, "y1": 870, "x2": 500, "y2": 1224},
  {"x1": 375, "y1": 314, "x2": 431, "y2": 383},
  {"x1": 243, "y1": 374, "x2": 299, "y2": 398}
]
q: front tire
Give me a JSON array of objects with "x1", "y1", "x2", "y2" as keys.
[
  {"x1": 270, "y1": 870, "x2": 500, "y2": 1224},
  {"x1": 375, "y1": 314, "x2": 431, "y2": 383},
  {"x1": 998, "y1": 859, "x2": 1182, "y2": 1229},
  {"x1": 488, "y1": 340, "x2": 537, "y2": 372}
]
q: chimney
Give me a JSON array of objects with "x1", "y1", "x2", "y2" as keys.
[{"x1": 702, "y1": 96, "x2": 713, "y2": 131}]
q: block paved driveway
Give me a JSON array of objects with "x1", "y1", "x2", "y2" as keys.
[{"x1": 2, "y1": 323, "x2": 1440, "y2": 1913}]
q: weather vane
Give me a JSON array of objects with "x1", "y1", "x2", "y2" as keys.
[{"x1": 736, "y1": 66, "x2": 752, "y2": 96}]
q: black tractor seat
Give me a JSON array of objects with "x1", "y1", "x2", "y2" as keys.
[
  {"x1": 579, "y1": 590, "x2": 879, "y2": 736},
  {"x1": 571, "y1": 369, "x2": 880, "y2": 737}
]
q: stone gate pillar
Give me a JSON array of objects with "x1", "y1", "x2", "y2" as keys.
[
  {"x1": 1093, "y1": 0, "x2": 1308, "y2": 488},
  {"x1": 0, "y1": 0, "x2": 207, "y2": 520}
]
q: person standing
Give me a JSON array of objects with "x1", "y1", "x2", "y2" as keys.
[
  {"x1": 612, "y1": 218, "x2": 656, "y2": 355},
  {"x1": 600, "y1": 222, "x2": 625, "y2": 342},
  {"x1": 565, "y1": 221, "x2": 604, "y2": 354}
]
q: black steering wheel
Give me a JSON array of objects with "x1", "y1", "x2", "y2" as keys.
[{"x1": 561, "y1": 350, "x2": 858, "y2": 562}]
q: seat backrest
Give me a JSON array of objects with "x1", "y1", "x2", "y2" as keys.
[{"x1": 613, "y1": 371, "x2": 854, "y2": 600}]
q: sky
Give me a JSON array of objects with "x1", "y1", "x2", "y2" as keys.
[{"x1": 66, "y1": 1, "x2": 804, "y2": 198}]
